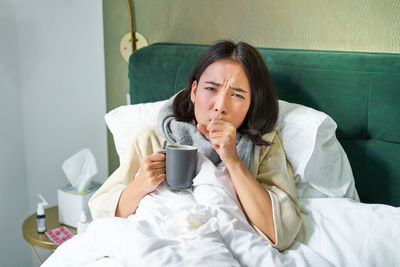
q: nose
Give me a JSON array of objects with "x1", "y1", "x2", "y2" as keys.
[{"x1": 214, "y1": 93, "x2": 229, "y2": 115}]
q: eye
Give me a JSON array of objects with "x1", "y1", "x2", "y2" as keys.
[
  {"x1": 205, "y1": 87, "x2": 217, "y2": 92},
  {"x1": 231, "y1": 93, "x2": 245, "y2": 99}
]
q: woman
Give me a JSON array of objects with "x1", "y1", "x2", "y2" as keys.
[{"x1": 89, "y1": 41, "x2": 301, "y2": 251}]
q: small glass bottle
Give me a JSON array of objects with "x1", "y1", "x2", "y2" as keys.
[{"x1": 36, "y1": 194, "x2": 48, "y2": 233}]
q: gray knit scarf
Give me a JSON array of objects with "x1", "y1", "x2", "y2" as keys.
[{"x1": 157, "y1": 93, "x2": 254, "y2": 171}]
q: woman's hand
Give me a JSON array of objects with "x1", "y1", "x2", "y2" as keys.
[
  {"x1": 136, "y1": 152, "x2": 166, "y2": 194},
  {"x1": 116, "y1": 152, "x2": 165, "y2": 218},
  {"x1": 198, "y1": 118, "x2": 277, "y2": 243},
  {"x1": 197, "y1": 117, "x2": 240, "y2": 165}
]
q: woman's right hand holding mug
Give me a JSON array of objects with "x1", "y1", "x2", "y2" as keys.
[
  {"x1": 116, "y1": 152, "x2": 166, "y2": 218},
  {"x1": 136, "y1": 152, "x2": 166, "y2": 194}
]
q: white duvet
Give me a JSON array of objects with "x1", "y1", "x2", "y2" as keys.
[{"x1": 44, "y1": 154, "x2": 400, "y2": 267}]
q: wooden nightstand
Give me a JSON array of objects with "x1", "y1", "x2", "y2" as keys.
[{"x1": 22, "y1": 206, "x2": 76, "y2": 264}]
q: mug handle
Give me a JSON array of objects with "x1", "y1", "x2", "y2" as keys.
[
  {"x1": 157, "y1": 150, "x2": 166, "y2": 155},
  {"x1": 157, "y1": 140, "x2": 168, "y2": 155}
]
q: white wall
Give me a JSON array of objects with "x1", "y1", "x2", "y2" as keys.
[
  {"x1": 0, "y1": 0, "x2": 30, "y2": 266},
  {"x1": 0, "y1": 0, "x2": 107, "y2": 265}
]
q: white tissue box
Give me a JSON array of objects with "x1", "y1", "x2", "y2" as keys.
[{"x1": 58, "y1": 181, "x2": 102, "y2": 228}]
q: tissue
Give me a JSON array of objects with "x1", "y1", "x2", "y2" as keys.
[
  {"x1": 62, "y1": 148, "x2": 98, "y2": 192},
  {"x1": 160, "y1": 205, "x2": 219, "y2": 239}
]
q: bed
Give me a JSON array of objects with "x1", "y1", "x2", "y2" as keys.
[{"x1": 43, "y1": 43, "x2": 400, "y2": 266}]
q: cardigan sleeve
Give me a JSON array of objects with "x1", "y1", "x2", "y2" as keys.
[
  {"x1": 252, "y1": 131, "x2": 302, "y2": 251},
  {"x1": 89, "y1": 126, "x2": 163, "y2": 219}
]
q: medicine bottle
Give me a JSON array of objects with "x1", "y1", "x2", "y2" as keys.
[
  {"x1": 77, "y1": 210, "x2": 88, "y2": 234},
  {"x1": 36, "y1": 194, "x2": 48, "y2": 233}
]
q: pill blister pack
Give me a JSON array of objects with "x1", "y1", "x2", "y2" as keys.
[{"x1": 45, "y1": 226, "x2": 74, "y2": 245}]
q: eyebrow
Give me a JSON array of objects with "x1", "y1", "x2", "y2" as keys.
[{"x1": 205, "y1": 81, "x2": 248, "y2": 94}]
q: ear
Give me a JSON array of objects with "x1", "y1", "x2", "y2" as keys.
[{"x1": 190, "y1": 80, "x2": 197, "y2": 103}]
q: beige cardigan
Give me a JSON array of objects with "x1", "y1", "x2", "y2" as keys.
[{"x1": 89, "y1": 126, "x2": 301, "y2": 251}]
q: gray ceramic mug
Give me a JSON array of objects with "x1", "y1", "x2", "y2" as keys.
[{"x1": 160, "y1": 144, "x2": 197, "y2": 190}]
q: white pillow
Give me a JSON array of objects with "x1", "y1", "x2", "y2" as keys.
[
  {"x1": 105, "y1": 99, "x2": 167, "y2": 159},
  {"x1": 105, "y1": 99, "x2": 359, "y2": 200},
  {"x1": 276, "y1": 101, "x2": 359, "y2": 200}
]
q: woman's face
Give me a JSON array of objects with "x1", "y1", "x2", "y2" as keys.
[{"x1": 191, "y1": 59, "x2": 251, "y2": 130}]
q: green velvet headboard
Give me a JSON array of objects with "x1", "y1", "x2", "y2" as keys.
[{"x1": 129, "y1": 42, "x2": 400, "y2": 206}]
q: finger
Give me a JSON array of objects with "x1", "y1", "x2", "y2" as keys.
[
  {"x1": 209, "y1": 137, "x2": 222, "y2": 148},
  {"x1": 142, "y1": 157, "x2": 165, "y2": 171},
  {"x1": 209, "y1": 130, "x2": 227, "y2": 139},
  {"x1": 207, "y1": 122, "x2": 224, "y2": 133},
  {"x1": 148, "y1": 152, "x2": 166, "y2": 161},
  {"x1": 209, "y1": 127, "x2": 234, "y2": 139},
  {"x1": 210, "y1": 118, "x2": 230, "y2": 125},
  {"x1": 212, "y1": 143, "x2": 220, "y2": 150},
  {"x1": 156, "y1": 173, "x2": 166, "y2": 181},
  {"x1": 149, "y1": 161, "x2": 166, "y2": 170},
  {"x1": 207, "y1": 119, "x2": 231, "y2": 132},
  {"x1": 197, "y1": 123, "x2": 209, "y2": 138},
  {"x1": 150, "y1": 169, "x2": 166, "y2": 179},
  {"x1": 156, "y1": 150, "x2": 166, "y2": 155},
  {"x1": 148, "y1": 172, "x2": 165, "y2": 187},
  {"x1": 209, "y1": 135, "x2": 235, "y2": 151}
]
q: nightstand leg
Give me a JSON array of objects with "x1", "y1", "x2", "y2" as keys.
[{"x1": 30, "y1": 244, "x2": 42, "y2": 265}]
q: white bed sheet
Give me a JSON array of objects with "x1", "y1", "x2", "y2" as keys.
[{"x1": 43, "y1": 154, "x2": 400, "y2": 267}]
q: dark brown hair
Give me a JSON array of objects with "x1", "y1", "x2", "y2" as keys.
[{"x1": 173, "y1": 40, "x2": 278, "y2": 145}]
